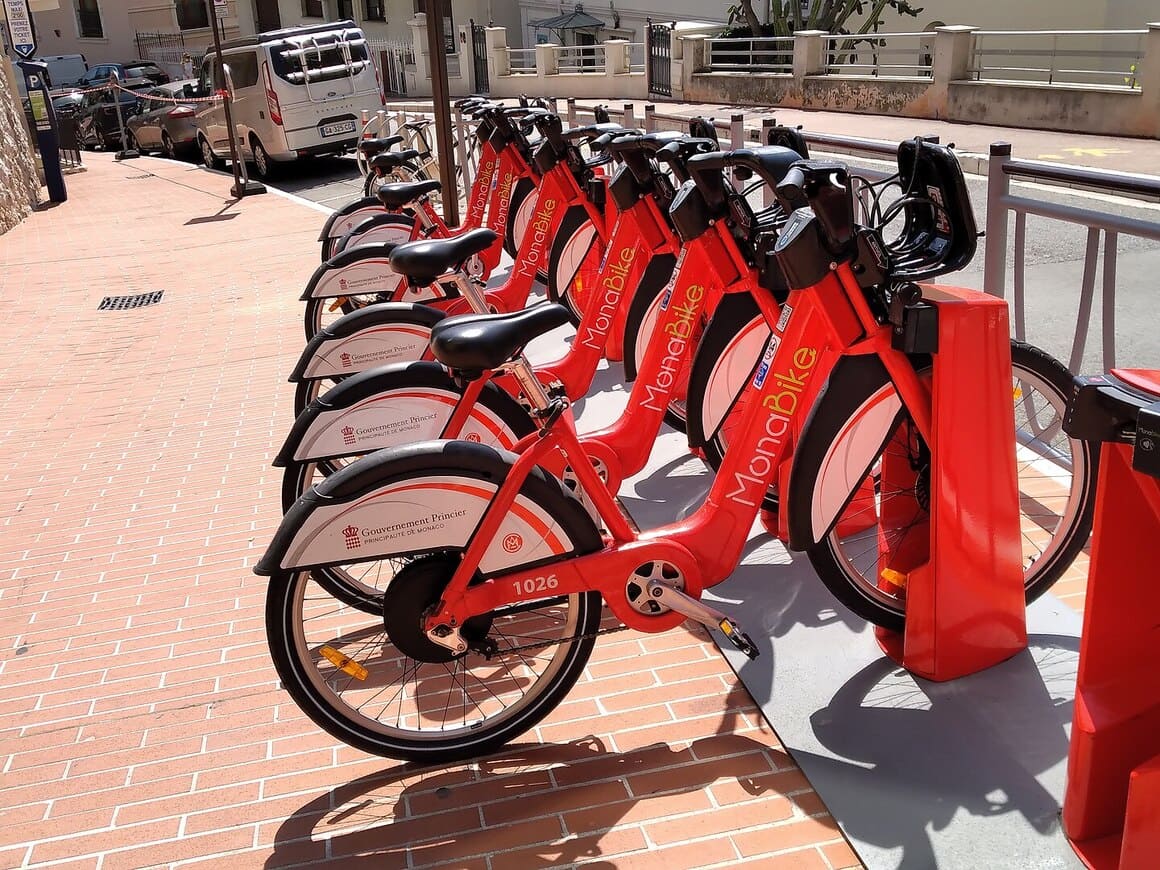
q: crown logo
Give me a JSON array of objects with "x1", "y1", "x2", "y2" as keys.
[
  {"x1": 341, "y1": 425, "x2": 356, "y2": 445},
  {"x1": 342, "y1": 525, "x2": 361, "y2": 549},
  {"x1": 340, "y1": 352, "x2": 352, "y2": 367},
  {"x1": 339, "y1": 277, "x2": 348, "y2": 290}
]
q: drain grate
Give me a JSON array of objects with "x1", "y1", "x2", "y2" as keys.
[{"x1": 98, "y1": 290, "x2": 164, "y2": 311}]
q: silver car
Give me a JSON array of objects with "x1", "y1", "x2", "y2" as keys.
[{"x1": 126, "y1": 79, "x2": 200, "y2": 160}]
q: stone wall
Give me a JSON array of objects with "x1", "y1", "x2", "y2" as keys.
[{"x1": 0, "y1": 59, "x2": 40, "y2": 235}]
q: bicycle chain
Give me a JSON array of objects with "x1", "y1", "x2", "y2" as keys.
[{"x1": 486, "y1": 623, "x2": 630, "y2": 658}]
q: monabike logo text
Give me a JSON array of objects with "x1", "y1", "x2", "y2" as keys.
[
  {"x1": 642, "y1": 284, "x2": 705, "y2": 412},
  {"x1": 579, "y1": 244, "x2": 636, "y2": 350},
  {"x1": 726, "y1": 346, "x2": 819, "y2": 507},
  {"x1": 515, "y1": 197, "x2": 558, "y2": 280}
]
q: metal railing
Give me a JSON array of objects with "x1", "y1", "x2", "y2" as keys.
[
  {"x1": 556, "y1": 45, "x2": 605, "y2": 74},
  {"x1": 985, "y1": 143, "x2": 1160, "y2": 371},
  {"x1": 707, "y1": 36, "x2": 794, "y2": 73},
  {"x1": 507, "y1": 48, "x2": 536, "y2": 74},
  {"x1": 971, "y1": 30, "x2": 1147, "y2": 88},
  {"x1": 825, "y1": 32, "x2": 934, "y2": 78}
]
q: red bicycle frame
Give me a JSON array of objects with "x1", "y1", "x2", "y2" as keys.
[{"x1": 422, "y1": 259, "x2": 933, "y2": 639}]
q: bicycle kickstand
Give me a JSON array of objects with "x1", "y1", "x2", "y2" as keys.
[{"x1": 644, "y1": 580, "x2": 760, "y2": 660}]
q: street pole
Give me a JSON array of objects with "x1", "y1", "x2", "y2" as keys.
[
  {"x1": 110, "y1": 73, "x2": 139, "y2": 160},
  {"x1": 422, "y1": 0, "x2": 459, "y2": 226},
  {"x1": 206, "y1": 0, "x2": 264, "y2": 196}
]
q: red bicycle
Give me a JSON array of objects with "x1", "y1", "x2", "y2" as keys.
[{"x1": 257, "y1": 139, "x2": 1096, "y2": 761}]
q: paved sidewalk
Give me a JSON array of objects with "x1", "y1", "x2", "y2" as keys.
[{"x1": 0, "y1": 158, "x2": 863, "y2": 869}]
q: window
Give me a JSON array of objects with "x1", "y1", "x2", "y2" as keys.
[
  {"x1": 303, "y1": 0, "x2": 323, "y2": 17},
  {"x1": 176, "y1": 0, "x2": 209, "y2": 30},
  {"x1": 337, "y1": 0, "x2": 354, "y2": 20},
  {"x1": 365, "y1": 0, "x2": 384, "y2": 21},
  {"x1": 226, "y1": 52, "x2": 259, "y2": 88},
  {"x1": 76, "y1": 0, "x2": 103, "y2": 38}
]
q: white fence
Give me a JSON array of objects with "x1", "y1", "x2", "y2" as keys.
[
  {"x1": 970, "y1": 29, "x2": 1147, "y2": 88},
  {"x1": 825, "y1": 32, "x2": 934, "y2": 78},
  {"x1": 707, "y1": 36, "x2": 794, "y2": 74}
]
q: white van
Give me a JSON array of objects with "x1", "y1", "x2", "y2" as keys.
[
  {"x1": 35, "y1": 54, "x2": 88, "y2": 89},
  {"x1": 193, "y1": 19, "x2": 383, "y2": 180}
]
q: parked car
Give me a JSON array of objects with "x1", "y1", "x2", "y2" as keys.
[
  {"x1": 50, "y1": 90, "x2": 86, "y2": 117},
  {"x1": 125, "y1": 80, "x2": 200, "y2": 160},
  {"x1": 79, "y1": 61, "x2": 170, "y2": 88},
  {"x1": 75, "y1": 77, "x2": 154, "y2": 150}
]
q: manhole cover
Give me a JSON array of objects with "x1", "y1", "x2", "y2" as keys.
[{"x1": 98, "y1": 290, "x2": 163, "y2": 311}]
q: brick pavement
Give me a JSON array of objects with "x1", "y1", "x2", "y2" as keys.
[{"x1": 0, "y1": 157, "x2": 865, "y2": 869}]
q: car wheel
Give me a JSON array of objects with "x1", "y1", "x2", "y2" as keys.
[
  {"x1": 200, "y1": 136, "x2": 225, "y2": 170},
  {"x1": 162, "y1": 133, "x2": 177, "y2": 160},
  {"x1": 251, "y1": 138, "x2": 277, "y2": 181}
]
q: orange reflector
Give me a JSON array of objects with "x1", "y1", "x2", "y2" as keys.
[
  {"x1": 327, "y1": 297, "x2": 348, "y2": 312},
  {"x1": 880, "y1": 568, "x2": 908, "y2": 590},
  {"x1": 319, "y1": 645, "x2": 368, "y2": 680}
]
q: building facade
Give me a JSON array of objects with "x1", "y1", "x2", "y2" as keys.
[{"x1": 13, "y1": 1, "x2": 525, "y2": 73}]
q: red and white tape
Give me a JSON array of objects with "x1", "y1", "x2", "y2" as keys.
[{"x1": 49, "y1": 81, "x2": 222, "y2": 104}]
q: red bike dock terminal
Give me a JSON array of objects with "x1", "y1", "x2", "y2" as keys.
[
  {"x1": 874, "y1": 285, "x2": 1030, "y2": 681},
  {"x1": 1062, "y1": 368, "x2": 1160, "y2": 869}
]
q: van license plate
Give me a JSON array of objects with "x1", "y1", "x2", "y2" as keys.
[{"x1": 320, "y1": 120, "x2": 356, "y2": 138}]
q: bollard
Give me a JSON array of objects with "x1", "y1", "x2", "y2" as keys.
[
  {"x1": 761, "y1": 117, "x2": 775, "y2": 208},
  {"x1": 730, "y1": 113, "x2": 745, "y2": 190},
  {"x1": 622, "y1": 102, "x2": 636, "y2": 129},
  {"x1": 454, "y1": 106, "x2": 473, "y2": 190},
  {"x1": 983, "y1": 142, "x2": 1013, "y2": 298},
  {"x1": 644, "y1": 103, "x2": 656, "y2": 132},
  {"x1": 567, "y1": 97, "x2": 577, "y2": 127},
  {"x1": 111, "y1": 75, "x2": 139, "y2": 160}
]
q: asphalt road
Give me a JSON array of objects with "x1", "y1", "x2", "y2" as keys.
[{"x1": 267, "y1": 150, "x2": 1160, "y2": 374}]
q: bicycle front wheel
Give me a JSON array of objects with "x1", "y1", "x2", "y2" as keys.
[{"x1": 790, "y1": 341, "x2": 1096, "y2": 632}]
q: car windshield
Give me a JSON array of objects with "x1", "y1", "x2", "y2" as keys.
[{"x1": 269, "y1": 33, "x2": 370, "y2": 84}]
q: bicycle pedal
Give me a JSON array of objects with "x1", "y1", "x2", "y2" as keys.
[{"x1": 718, "y1": 618, "x2": 760, "y2": 660}]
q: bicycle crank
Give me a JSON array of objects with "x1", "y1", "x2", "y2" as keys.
[{"x1": 644, "y1": 580, "x2": 760, "y2": 660}]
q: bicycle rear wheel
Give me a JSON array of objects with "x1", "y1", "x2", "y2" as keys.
[
  {"x1": 789, "y1": 341, "x2": 1096, "y2": 631},
  {"x1": 266, "y1": 448, "x2": 604, "y2": 762}
]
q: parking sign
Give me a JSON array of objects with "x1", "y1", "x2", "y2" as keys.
[{"x1": 3, "y1": 0, "x2": 36, "y2": 59}]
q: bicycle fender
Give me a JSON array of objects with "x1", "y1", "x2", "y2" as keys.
[
  {"x1": 337, "y1": 214, "x2": 415, "y2": 254},
  {"x1": 785, "y1": 354, "x2": 900, "y2": 552},
  {"x1": 275, "y1": 362, "x2": 524, "y2": 466},
  {"x1": 257, "y1": 441, "x2": 594, "y2": 576},
  {"x1": 301, "y1": 242, "x2": 403, "y2": 301},
  {"x1": 290, "y1": 302, "x2": 444, "y2": 382},
  {"x1": 318, "y1": 196, "x2": 382, "y2": 242}
]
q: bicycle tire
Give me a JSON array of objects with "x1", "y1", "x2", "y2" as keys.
[
  {"x1": 787, "y1": 341, "x2": 1097, "y2": 631},
  {"x1": 621, "y1": 254, "x2": 694, "y2": 433},
  {"x1": 266, "y1": 444, "x2": 604, "y2": 762},
  {"x1": 546, "y1": 206, "x2": 603, "y2": 325}
]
